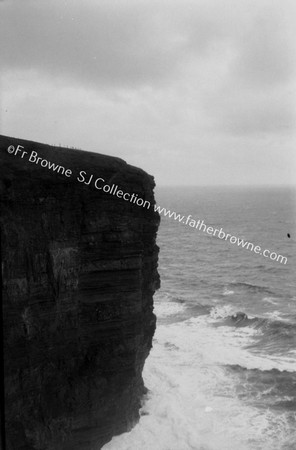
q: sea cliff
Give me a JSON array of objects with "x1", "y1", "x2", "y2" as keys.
[{"x1": 0, "y1": 135, "x2": 160, "y2": 450}]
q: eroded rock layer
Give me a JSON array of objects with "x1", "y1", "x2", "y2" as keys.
[{"x1": 0, "y1": 135, "x2": 160, "y2": 450}]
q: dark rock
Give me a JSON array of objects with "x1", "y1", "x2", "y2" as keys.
[{"x1": 0, "y1": 135, "x2": 160, "y2": 450}]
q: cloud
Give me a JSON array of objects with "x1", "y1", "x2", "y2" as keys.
[
  {"x1": 0, "y1": 0, "x2": 190, "y2": 87},
  {"x1": 204, "y1": 81, "x2": 296, "y2": 135},
  {"x1": 1, "y1": 0, "x2": 295, "y2": 184},
  {"x1": 2, "y1": 0, "x2": 293, "y2": 87},
  {"x1": 233, "y1": 2, "x2": 296, "y2": 88}
]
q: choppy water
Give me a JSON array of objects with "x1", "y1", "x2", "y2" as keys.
[{"x1": 103, "y1": 186, "x2": 296, "y2": 450}]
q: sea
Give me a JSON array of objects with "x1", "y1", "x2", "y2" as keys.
[{"x1": 102, "y1": 186, "x2": 296, "y2": 450}]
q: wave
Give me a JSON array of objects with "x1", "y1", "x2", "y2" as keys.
[
  {"x1": 262, "y1": 296, "x2": 279, "y2": 305},
  {"x1": 223, "y1": 311, "x2": 296, "y2": 336},
  {"x1": 210, "y1": 307, "x2": 296, "y2": 361},
  {"x1": 226, "y1": 363, "x2": 296, "y2": 379},
  {"x1": 154, "y1": 291, "x2": 211, "y2": 320},
  {"x1": 225, "y1": 364, "x2": 296, "y2": 411},
  {"x1": 156, "y1": 294, "x2": 296, "y2": 348},
  {"x1": 154, "y1": 296, "x2": 296, "y2": 372},
  {"x1": 222, "y1": 288, "x2": 234, "y2": 296},
  {"x1": 228, "y1": 281, "x2": 276, "y2": 295},
  {"x1": 209, "y1": 304, "x2": 296, "y2": 333},
  {"x1": 103, "y1": 306, "x2": 296, "y2": 450}
]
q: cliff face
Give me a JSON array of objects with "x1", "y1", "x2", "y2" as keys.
[{"x1": 0, "y1": 135, "x2": 160, "y2": 450}]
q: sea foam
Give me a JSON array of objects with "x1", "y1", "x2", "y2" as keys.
[{"x1": 102, "y1": 298, "x2": 296, "y2": 450}]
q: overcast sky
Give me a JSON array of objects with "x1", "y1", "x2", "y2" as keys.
[{"x1": 1, "y1": 0, "x2": 295, "y2": 185}]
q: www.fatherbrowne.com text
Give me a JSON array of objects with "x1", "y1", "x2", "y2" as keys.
[{"x1": 154, "y1": 204, "x2": 288, "y2": 265}]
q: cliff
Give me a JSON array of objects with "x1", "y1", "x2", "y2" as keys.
[{"x1": 0, "y1": 135, "x2": 160, "y2": 450}]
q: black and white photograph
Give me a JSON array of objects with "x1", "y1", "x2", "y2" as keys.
[{"x1": 0, "y1": 1, "x2": 296, "y2": 449}]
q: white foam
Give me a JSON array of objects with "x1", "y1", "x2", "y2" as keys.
[
  {"x1": 102, "y1": 303, "x2": 296, "y2": 450},
  {"x1": 222, "y1": 289, "x2": 234, "y2": 296},
  {"x1": 263, "y1": 297, "x2": 278, "y2": 306},
  {"x1": 154, "y1": 301, "x2": 186, "y2": 318},
  {"x1": 264, "y1": 310, "x2": 288, "y2": 321},
  {"x1": 209, "y1": 304, "x2": 235, "y2": 319}
]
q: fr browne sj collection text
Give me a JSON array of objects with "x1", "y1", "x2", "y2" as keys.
[{"x1": 6, "y1": 143, "x2": 151, "y2": 209}]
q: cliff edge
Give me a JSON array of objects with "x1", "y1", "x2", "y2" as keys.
[{"x1": 0, "y1": 135, "x2": 160, "y2": 450}]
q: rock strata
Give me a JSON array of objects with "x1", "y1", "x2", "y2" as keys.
[{"x1": 0, "y1": 135, "x2": 160, "y2": 450}]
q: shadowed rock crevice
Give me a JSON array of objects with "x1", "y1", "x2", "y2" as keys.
[{"x1": 0, "y1": 135, "x2": 160, "y2": 450}]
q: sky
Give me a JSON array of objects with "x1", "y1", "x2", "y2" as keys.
[{"x1": 1, "y1": 0, "x2": 295, "y2": 186}]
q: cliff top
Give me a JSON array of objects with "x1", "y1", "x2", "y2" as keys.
[{"x1": 0, "y1": 134, "x2": 154, "y2": 189}]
